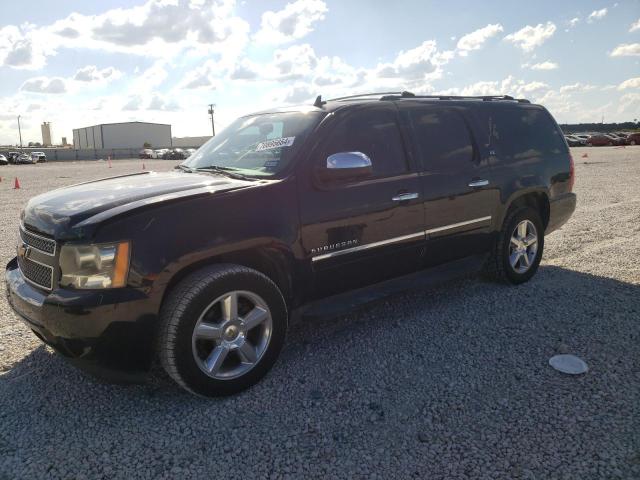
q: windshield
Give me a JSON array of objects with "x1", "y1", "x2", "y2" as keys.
[{"x1": 183, "y1": 111, "x2": 323, "y2": 178}]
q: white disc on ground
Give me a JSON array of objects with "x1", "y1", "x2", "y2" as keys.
[{"x1": 549, "y1": 354, "x2": 588, "y2": 375}]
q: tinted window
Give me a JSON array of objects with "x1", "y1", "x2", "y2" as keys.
[
  {"x1": 478, "y1": 105, "x2": 566, "y2": 160},
  {"x1": 408, "y1": 107, "x2": 474, "y2": 173},
  {"x1": 320, "y1": 107, "x2": 408, "y2": 177}
]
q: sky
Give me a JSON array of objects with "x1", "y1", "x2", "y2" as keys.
[{"x1": 0, "y1": 0, "x2": 639, "y2": 146}]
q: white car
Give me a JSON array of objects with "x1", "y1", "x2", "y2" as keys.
[
  {"x1": 0, "y1": 154, "x2": 7, "y2": 165},
  {"x1": 31, "y1": 151, "x2": 47, "y2": 162}
]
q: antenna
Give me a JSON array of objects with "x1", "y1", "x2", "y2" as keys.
[{"x1": 313, "y1": 95, "x2": 325, "y2": 108}]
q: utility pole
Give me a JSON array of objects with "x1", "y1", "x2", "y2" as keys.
[
  {"x1": 208, "y1": 104, "x2": 216, "y2": 137},
  {"x1": 17, "y1": 115, "x2": 23, "y2": 150}
]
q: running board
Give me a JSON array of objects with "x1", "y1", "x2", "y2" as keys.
[{"x1": 295, "y1": 254, "x2": 487, "y2": 321}]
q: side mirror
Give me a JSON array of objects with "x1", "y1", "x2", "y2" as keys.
[{"x1": 316, "y1": 152, "x2": 373, "y2": 182}]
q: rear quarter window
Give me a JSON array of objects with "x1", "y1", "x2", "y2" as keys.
[{"x1": 474, "y1": 105, "x2": 567, "y2": 161}]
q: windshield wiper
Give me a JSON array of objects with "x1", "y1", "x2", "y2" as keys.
[
  {"x1": 195, "y1": 165, "x2": 255, "y2": 181},
  {"x1": 174, "y1": 164, "x2": 194, "y2": 173}
]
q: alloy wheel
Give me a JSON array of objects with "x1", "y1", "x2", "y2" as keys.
[
  {"x1": 509, "y1": 220, "x2": 538, "y2": 274},
  {"x1": 191, "y1": 290, "x2": 273, "y2": 380}
]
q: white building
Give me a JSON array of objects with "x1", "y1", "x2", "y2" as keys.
[
  {"x1": 41, "y1": 122, "x2": 53, "y2": 146},
  {"x1": 72, "y1": 122, "x2": 172, "y2": 149}
]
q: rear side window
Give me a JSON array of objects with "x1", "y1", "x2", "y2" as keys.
[
  {"x1": 407, "y1": 107, "x2": 474, "y2": 173},
  {"x1": 487, "y1": 106, "x2": 566, "y2": 160},
  {"x1": 319, "y1": 107, "x2": 408, "y2": 177}
]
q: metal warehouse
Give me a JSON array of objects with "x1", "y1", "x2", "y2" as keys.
[{"x1": 72, "y1": 122, "x2": 172, "y2": 149}]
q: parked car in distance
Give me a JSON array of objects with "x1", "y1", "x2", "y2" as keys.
[
  {"x1": 16, "y1": 153, "x2": 35, "y2": 164},
  {"x1": 605, "y1": 133, "x2": 627, "y2": 145},
  {"x1": 627, "y1": 132, "x2": 640, "y2": 145},
  {"x1": 571, "y1": 134, "x2": 590, "y2": 144},
  {"x1": 564, "y1": 135, "x2": 583, "y2": 147},
  {"x1": 6, "y1": 91, "x2": 576, "y2": 397},
  {"x1": 0, "y1": 154, "x2": 7, "y2": 165},
  {"x1": 185, "y1": 148, "x2": 196, "y2": 158},
  {"x1": 7, "y1": 151, "x2": 20, "y2": 164},
  {"x1": 586, "y1": 134, "x2": 615, "y2": 146},
  {"x1": 166, "y1": 148, "x2": 186, "y2": 160},
  {"x1": 139, "y1": 149, "x2": 153, "y2": 159},
  {"x1": 31, "y1": 151, "x2": 47, "y2": 162},
  {"x1": 153, "y1": 148, "x2": 169, "y2": 159}
]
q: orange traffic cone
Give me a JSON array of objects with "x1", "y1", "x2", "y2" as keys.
[
  {"x1": 14, "y1": 177, "x2": 20, "y2": 189},
  {"x1": 581, "y1": 153, "x2": 588, "y2": 158}
]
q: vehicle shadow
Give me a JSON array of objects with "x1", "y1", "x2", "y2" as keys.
[{"x1": 1, "y1": 265, "x2": 638, "y2": 477}]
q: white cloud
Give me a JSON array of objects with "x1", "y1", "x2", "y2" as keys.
[
  {"x1": 73, "y1": 65, "x2": 122, "y2": 82},
  {"x1": 20, "y1": 77, "x2": 67, "y2": 94},
  {"x1": 456, "y1": 23, "x2": 503, "y2": 56},
  {"x1": 375, "y1": 40, "x2": 453, "y2": 84},
  {"x1": 568, "y1": 17, "x2": 580, "y2": 28},
  {"x1": 272, "y1": 43, "x2": 318, "y2": 80},
  {"x1": 254, "y1": 0, "x2": 327, "y2": 45},
  {"x1": 504, "y1": 22, "x2": 557, "y2": 52},
  {"x1": 0, "y1": 0, "x2": 250, "y2": 69},
  {"x1": 610, "y1": 43, "x2": 640, "y2": 57},
  {"x1": 525, "y1": 61, "x2": 559, "y2": 70},
  {"x1": 559, "y1": 83, "x2": 596, "y2": 94},
  {"x1": 587, "y1": 8, "x2": 608, "y2": 23},
  {"x1": 618, "y1": 77, "x2": 640, "y2": 90},
  {"x1": 630, "y1": 18, "x2": 640, "y2": 32}
]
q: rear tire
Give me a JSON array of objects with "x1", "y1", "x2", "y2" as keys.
[
  {"x1": 485, "y1": 207, "x2": 544, "y2": 285},
  {"x1": 158, "y1": 264, "x2": 287, "y2": 397}
]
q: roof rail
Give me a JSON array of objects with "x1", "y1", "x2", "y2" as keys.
[
  {"x1": 316, "y1": 91, "x2": 531, "y2": 107},
  {"x1": 379, "y1": 92, "x2": 531, "y2": 103},
  {"x1": 326, "y1": 92, "x2": 407, "y2": 102}
]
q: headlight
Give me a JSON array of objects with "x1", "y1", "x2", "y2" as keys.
[{"x1": 59, "y1": 242, "x2": 130, "y2": 289}]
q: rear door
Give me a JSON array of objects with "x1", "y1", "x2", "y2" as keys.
[
  {"x1": 402, "y1": 103, "x2": 497, "y2": 267},
  {"x1": 298, "y1": 103, "x2": 425, "y2": 298}
]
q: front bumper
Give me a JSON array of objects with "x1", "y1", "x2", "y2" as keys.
[
  {"x1": 5, "y1": 257, "x2": 157, "y2": 382},
  {"x1": 547, "y1": 192, "x2": 577, "y2": 234}
]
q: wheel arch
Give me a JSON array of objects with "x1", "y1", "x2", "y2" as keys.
[
  {"x1": 500, "y1": 189, "x2": 550, "y2": 231},
  {"x1": 158, "y1": 244, "x2": 297, "y2": 315}
]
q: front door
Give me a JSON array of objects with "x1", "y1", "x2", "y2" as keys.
[{"x1": 298, "y1": 103, "x2": 425, "y2": 299}]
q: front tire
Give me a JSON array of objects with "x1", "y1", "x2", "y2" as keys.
[
  {"x1": 485, "y1": 207, "x2": 544, "y2": 285},
  {"x1": 158, "y1": 264, "x2": 287, "y2": 397}
]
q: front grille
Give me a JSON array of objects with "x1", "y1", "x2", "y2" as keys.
[
  {"x1": 20, "y1": 228, "x2": 56, "y2": 255},
  {"x1": 17, "y1": 255, "x2": 53, "y2": 290}
]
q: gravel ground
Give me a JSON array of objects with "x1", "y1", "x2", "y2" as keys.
[{"x1": 0, "y1": 150, "x2": 639, "y2": 479}]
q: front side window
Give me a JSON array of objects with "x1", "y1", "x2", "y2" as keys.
[
  {"x1": 408, "y1": 107, "x2": 474, "y2": 173},
  {"x1": 318, "y1": 106, "x2": 408, "y2": 177},
  {"x1": 185, "y1": 111, "x2": 323, "y2": 178}
]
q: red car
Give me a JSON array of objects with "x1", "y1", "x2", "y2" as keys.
[
  {"x1": 627, "y1": 133, "x2": 640, "y2": 146},
  {"x1": 586, "y1": 134, "x2": 616, "y2": 146}
]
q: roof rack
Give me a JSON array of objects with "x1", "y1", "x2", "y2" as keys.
[
  {"x1": 379, "y1": 92, "x2": 530, "y2": 103},
  {"x1": 316, "y1": 91, "x2": 530, "y2": 105}
]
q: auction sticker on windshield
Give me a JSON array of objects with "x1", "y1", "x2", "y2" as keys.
[{"x1": 255, "y1": 137, "x2": 295, "y2": 151}]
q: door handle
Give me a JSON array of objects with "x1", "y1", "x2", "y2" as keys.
[
  {"x1": 392, "y1": 192, "x2": 419, "y2": 201},
  {"x1": 468, "y1": 179, "x2": 489, "y2": 187}
]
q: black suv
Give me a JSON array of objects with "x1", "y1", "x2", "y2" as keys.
[{"x1": 6, "y1": 92, "x2": 576, "y2": 396}]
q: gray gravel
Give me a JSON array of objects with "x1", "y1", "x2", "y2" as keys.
[{"x1": 1, "y1": 150, "x2": 639, "y2": 479}]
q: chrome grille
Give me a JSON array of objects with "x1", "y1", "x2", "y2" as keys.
[
  {"x1": 20, "y1": 227, "x2": 56, "y2": 255},
  {"x1": 17, "y1": 255, "x2": 53, "y2": 290}
]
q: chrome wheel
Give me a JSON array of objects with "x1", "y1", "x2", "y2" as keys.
[
  {"x1": 191, "y1": 290, "x2": 272, "y2": 380},
  {"x1": 509, "y1": 220, "x2": 538, "y2": 274}
]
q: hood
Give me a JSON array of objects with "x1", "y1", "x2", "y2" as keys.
[{"x1": 23, "y1": 171, "x2": 252, "y2": 238}]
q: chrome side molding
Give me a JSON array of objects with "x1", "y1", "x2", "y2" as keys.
[{"x1": 311, "y1": 216, "x2": 492, "y2": 262}]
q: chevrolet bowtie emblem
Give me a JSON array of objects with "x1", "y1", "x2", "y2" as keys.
[{"x1": 17, "y1": 243, "x2": 31, "y2": 259}]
